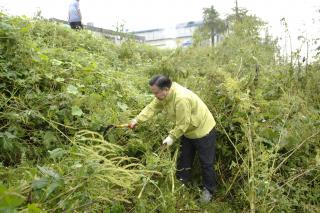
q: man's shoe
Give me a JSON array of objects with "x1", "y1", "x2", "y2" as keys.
[{"x1": 200, "y1": 188, "x2": 212, "y2": 203}]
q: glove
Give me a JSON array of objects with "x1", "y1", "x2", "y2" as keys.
[
  {"x1": 128, "y1": 118, "x2": 138, "y2": 129},
  {"x1": 163, "y1": 136, "x2": 173, "y2": 146}
]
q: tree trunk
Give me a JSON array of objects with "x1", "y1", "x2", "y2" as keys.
[
  {"x1": 211, "y1": 31, "x2": 215, "y2": 47},
  {"x1": 236, "y1": 0, "x2": 239, "y2": 20}
]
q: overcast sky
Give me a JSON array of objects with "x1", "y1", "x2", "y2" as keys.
[{"x1": 0, "y1": 0, "x2": 319, "y2": 54}]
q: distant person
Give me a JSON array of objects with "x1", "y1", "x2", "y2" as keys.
[
  {"x1": 128, "y1": 75, "x2": 217, "y2": 203},
  {"x1": 68, "y1": 0, "x2": 82, "y2": 29}
]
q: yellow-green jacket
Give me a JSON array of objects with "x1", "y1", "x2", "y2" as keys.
[{"x1": 136, "y1": 82, "x2": 216, "y2": 141}]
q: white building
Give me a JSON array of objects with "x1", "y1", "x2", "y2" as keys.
[
  {"x1": 133, "y1": 28, "x2": 175, "y2": 48},
  {"x1": 134, "y1": 21, "x2": 204, "y2": 49},
  {"x1": 175, "y1": 21, "x2": 203, "y2": 47}
]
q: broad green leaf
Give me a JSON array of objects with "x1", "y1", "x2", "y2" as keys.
[
  {"x1": 43, "y1": 132, "x2": 58, "y2": 148},
  {"x1": 48, "y1": 148, "x2": 67, "y2": 160},
  {"x1": 117, "y1": 102, "x2": 128, "y2": 112},
  {"x1": 45, "y1": 73, "x2": 54, "y2": 79},
  {"x1": 55, "y1": 77, "x2": 64, "y2": 82},
  {"x1": 71, "y1": 163, "x2": 83, "y2": 169},
  {"x1": 38, "y1": 53, "x2": 49, "y2": 62},
  {"x1": 26, "y1": 204, "x2": 42, "y2": 213},
  {"x1": 4, "y1": 131, "x2": 16, "y2": 139},
  {"x1": 0, "y1": 185, "x2": 24, "y2": 208},
  {"x1": 32, "y1": 177, "x2": 49, "y2": 190},
  {"x1": 71, "y1": 106, "x2": 83, "y2": 117},
  {"x1": 36, "y1": 166, "x2": 60, "y2": 179},
  {"x1": 66, "y1": 85, "x2": 79, "y2": 95},
  {"x1": 45, "y1": 182, "x2": 61, "y2": 199},
  {"x1": 2, "y1": 139, "x2": 13, "y2": 150},
  {"x1": 51, "y1": 59, "x2": 63, "y2": 66}
]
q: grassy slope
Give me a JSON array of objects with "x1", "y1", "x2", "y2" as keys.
[{"x1": 1, "y1": 13, "x2": 319, "y2": 212}]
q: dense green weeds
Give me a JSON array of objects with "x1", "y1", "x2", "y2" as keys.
[{"x1": 0, "y1": 12, "x2": 319, "y2": 212}]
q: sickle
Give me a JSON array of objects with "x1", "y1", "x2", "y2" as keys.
[{"x1": 100, "y1": 124, "x2": 129, "y2": 138}]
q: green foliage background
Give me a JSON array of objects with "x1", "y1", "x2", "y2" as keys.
[{"x1": 0, "y1": 11, "x2": 319, "y2": 212}]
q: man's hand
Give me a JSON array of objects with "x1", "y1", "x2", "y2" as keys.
[
  {"x1": 163, "y1": 136, "x2": 173, "y2": 146},
  {"x1": 128, "y1": 118, "x2": 138, "y2": 129}
]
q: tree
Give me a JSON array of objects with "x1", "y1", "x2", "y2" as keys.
[{"x1": 203, "y1": 6, "x2": 226, "y2": 46}]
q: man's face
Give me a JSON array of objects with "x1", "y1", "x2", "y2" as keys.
[{"x1": 150, "y1": 85, "x2": 169, "y2": 100}]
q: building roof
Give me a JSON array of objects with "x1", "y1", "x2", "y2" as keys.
[
  {"x1": 176, "y1": 35, "x2": 193, "y2": 39},
  {"x1": 176, "y1": 21, "x2": 203, "y2": 29},
  {"x1": 133, "y1": 21, "x2": 203, "y2": 34},
  {"x1": 133, "y1": 28, "x2": 164, "y2": 34}
]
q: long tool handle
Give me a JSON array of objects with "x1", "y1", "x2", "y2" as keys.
[{"x1": 115, "y1": 124, "x2": 129, "y2": 128}]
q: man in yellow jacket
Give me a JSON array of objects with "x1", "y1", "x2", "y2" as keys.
[{"x1": 129, "y1": 75, "x2": 217, "y2": 203}]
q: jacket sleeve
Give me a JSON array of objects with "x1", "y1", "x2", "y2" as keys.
[
  {"x1": 169, "y1": 99, "x2": 191, "y2": 140},
  {"x1": 136, "y1": 98, "x2": 163, "y2": 122}
]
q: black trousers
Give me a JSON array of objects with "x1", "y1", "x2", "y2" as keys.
[
  {"x1": 176, "y1": 128, "x2": 217, "y2": 193},
  {"x1": 69, "y1": 22, "x2": 83, "y2": 30}
]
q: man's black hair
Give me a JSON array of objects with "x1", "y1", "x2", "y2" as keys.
[{"x1": 149, "y1": 75, "x2": 172, "y2": 89}]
